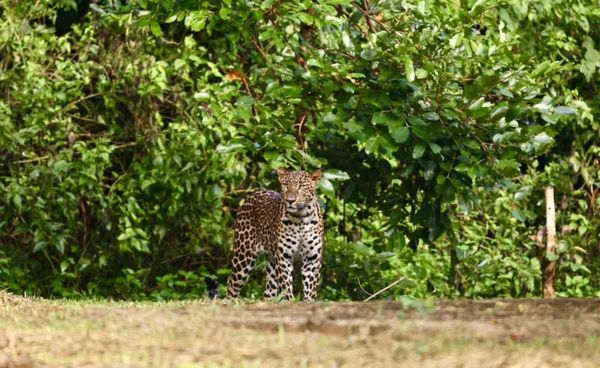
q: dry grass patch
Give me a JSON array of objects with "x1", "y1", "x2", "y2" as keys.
[
  {"x1": 0, "y1": 298, "x2": 599, "y2": 367},
  {"x1": 0, "y1": 291, "x2": 32, "y2": 307}
]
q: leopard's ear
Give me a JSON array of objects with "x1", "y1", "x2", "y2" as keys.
[
  {"x1": 310, "y1": 170, "x2": 322, "y2": 183},
  {"x1": 276, "y1": 168, "x2": 288, "y2": 182}
]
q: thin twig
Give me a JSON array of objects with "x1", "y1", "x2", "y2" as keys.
[
  {"x1": 65, "y1": 113, "x2": 98, "y2": 123},
  {"x1": 113, "y1": 141, "x2": 138, "y2": 149},
  {"x1": 364, "y1": 276, "x2": 406, "y2": 302},
  {"x1": 294, "y1": 110, "x2": 308, "y2": 151},
  {"x1": 14, "y1": 156, "x2": 49, "y2": 164},
  {"x1": 352, "y1": 3, "x2": 403, "y2": 37},
  {"x1": 60, "y1": 93, "x2": 102, "y2": 112},
  {"x1": 250, "y1": 36, "x2": 268, "y2": 60},
  {"x1": 362, "y1": 0, "x2": 375, "y2": 33},
  {"x1": 357, "y1": 278, "x2": 373, "y2": 297}
]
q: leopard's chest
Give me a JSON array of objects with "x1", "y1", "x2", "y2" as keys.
[{"x1": 278, "y1": 212, "x2": 322, "y2": 259}]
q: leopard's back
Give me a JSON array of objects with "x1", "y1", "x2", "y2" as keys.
[{"x1": 234, "y1": 190, "x2": 282, "y2": 253}]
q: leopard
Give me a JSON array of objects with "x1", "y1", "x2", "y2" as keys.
[{"x1": 227, "y1": 168, "x2": 324, "y2": 301}]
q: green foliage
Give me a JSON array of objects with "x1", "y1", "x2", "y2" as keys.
[{"x1": 0, "y1": 0, "x2": 598, "y2": 299}]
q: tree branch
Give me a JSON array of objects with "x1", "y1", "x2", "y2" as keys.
[{"x1": 362, "y1": 0, "x2": 375, "y2": 33}]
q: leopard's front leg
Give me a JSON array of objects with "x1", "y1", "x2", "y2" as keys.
[
  {"x1": 301, "y1": 236, "x2": 323, "y2": 301},
  {"x1": 276, "y1": 241, "x2": 294, "y2": 300}
]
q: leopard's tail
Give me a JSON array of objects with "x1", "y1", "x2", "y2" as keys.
[{"x1": 204, "y1": 276, "x2": 219, "y2": 300}]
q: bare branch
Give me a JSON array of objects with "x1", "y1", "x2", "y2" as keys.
[
  {"x1": 362, "y1": 0, "x2": 375, "y2": 33},
  {"x1": 364, "y1": 277, "x2": 406, "y2": 302}
]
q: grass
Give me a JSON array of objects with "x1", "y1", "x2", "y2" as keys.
[{"x1": 1, "y1": 292, "x2": 599, "y2": 367}]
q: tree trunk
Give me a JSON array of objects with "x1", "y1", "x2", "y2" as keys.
[{"x1": 543, "y1": 186, "x2": 557, "y2": 299}]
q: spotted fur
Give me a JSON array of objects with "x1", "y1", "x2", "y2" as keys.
[{"x1": 227, "y1": 169, "x2": 324, "y2": 301}]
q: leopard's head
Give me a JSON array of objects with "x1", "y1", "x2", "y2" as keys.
[{"x1": 276, "y1": 168, "x2": 321, "y2": 213}]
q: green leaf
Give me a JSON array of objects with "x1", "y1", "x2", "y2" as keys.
[
  {"x1": 360, "y1": 48, "x2": 378, "y2": 61},
  {"x1": 534, "y1": 96, "x2": 552, "y2": 113},
  {"x1": 371, "y1": 112, "x2": 387, "y2": 125},
  {"x1": 423, "y1": 112, "x2": 439, "y2": 121},
  {"x1": 557, "y1": 241, "x2": 569, "y2": 254},
  {"x1": 546, "y1": 251, "x2": 559, "y2": 262},
  {"x1": 219, "y1": 8, "x2": 232, "y2": 19},
  {"x1": 150, "y1": 21, "x2": 162, "y2": 37},
  {"x1": 306, "y1": 59, "x2": 322, "y2": 68},
  {"x1": 409, "y1": 117, "x2": 427, "y2": 126},
  {"x1": 531, "y1": 132, "x2": 554, "y2": 153},
  {"x1": 415, "y1": 68, "x2": 428, "y2": 79},
  {"x1": 216, "y1": 143, "x2": 245, "y2": 153},
  {"x1": 342, "y1": 31, "x2": 353, "y2": 48},
  {"x1": 554, "y1": 106, "x2": 576, "y2": 115},
  {"x1": 511, "y1": 209, "x2": 526, "y2": 222},
  {"x1": 297, "y1": 12, "x2": 314, "y2": 25},
  {"x1": 13, "y1": 195, "x2": 22, "y2": 210},
  {"x1": 165, "y1": 14, "x2": 178, "y2": 23},
  {"x1": 60, "y1": 260, "x2": 69, "y2": 273},
  {"x1": 236, "y1": 95, "x2": 255, "y2": 107},
  {"x1": 352, "y1": 242, "x2": 375, "y2": 256},
  {"x1": 514, "y1": 186, "x2": 532, "y2": 201},
  {"x1": 184, "y1": 11, "x2": 207, "y2": 31},
  {"x1": 389, "y1": 121, "x2": 410, "y2": 143},
  {"x1": 319, "y1": 177, "x2": 335, "y2": 194},
  {"x1": 411, "y1": 125, "x2": 435, "y2": 141},
  {"x1": 458, "y1": 191, "x2": 475, "y2": 214},
  {"x1": 412, "y1": 144, "x2": 426, "y2": 159},
  {"x1": 429, "y1": 142, "x2": 441, "y2": 154},
  {"x1": 364, "y1": 136, "x2": 379, "y2": 154},
  {"x1": 263, "y1": 150, "x2": 280, "y2": 161},
  {"x1": 541, "y1": 114, "x2": 558, "y2": 124},
  {"x1": 323, "y1": 169, "x2": 350, "y2": 181},
  {"x1": 455, "y1": 246, "x2": 469, "y2": 261},
  {"x1": 33, "y1": 242, "x2": 46, "y2": 253},
  {"x1": 496, "y1": 159, "x2": 520, "y2": 177},
  {"x1": 490, "y1": 103, "x2": 509, "y2": 120},
  {"x1": 322, "y1": 112, "x2": 340, "y2": 123},
  {"x1": 260, "y1": 0, "x2": 275, "y2": 10}
]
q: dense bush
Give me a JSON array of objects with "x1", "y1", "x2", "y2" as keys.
[{"x1": 0, "y1": 0, "x2": 598, "y2": 299}]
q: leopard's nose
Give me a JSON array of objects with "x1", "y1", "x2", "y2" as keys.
[{"x1": 286, "y1": 193, "x2": 296, "y2": 204}]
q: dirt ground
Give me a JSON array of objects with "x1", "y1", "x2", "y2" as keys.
[{"x1": 1, "y1": 293, "x2": 599, "y2": 367}]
